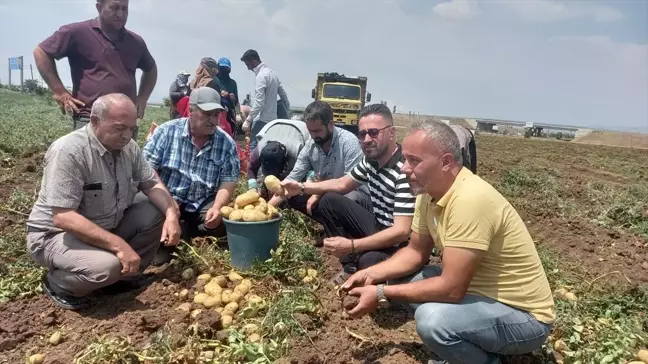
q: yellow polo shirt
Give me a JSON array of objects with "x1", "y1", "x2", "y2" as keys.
[{"x1": 411, "y1": 168, "x2": 555, "y2": 324}]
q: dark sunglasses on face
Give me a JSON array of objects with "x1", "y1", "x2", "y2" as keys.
[{"x1": 358, "y1": 125, "x2": 391, "y2": 139}]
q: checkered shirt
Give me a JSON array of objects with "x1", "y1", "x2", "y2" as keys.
[{"x1": 143, "y1": 118, "x2": 240, "y2": 212}]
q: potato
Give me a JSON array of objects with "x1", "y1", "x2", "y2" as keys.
[
  {"x1": 239, "y1": 279, "x2": 252, "y2": 288},
  {"x1": 221, "y1": 309, "x2": 234, "y2": 318},
  {"x1": 28, "y1": 354, "x2": 44, "y2": 364},
  {"x1": 224, "y1": 302, "x2": 239, "y2": 313},
  {"x1": 203, "y1": 295, "x2": 222, "y2": 308},
  {"x1": 297, "y1": 268, "x2": 307, "y2": 279},
  {"x1": 220, "y1": 206, "x2": 234, "y2": 218},
  {"x1": 240, "y1": 305, "x2": 259, "y2": 318},
  {"x1": 229, "y1": 292, "x2": 243, "y2": 303},
  {"x1": 234, "y1": 203, "x2": 240, "y2": 210},
  {"x1": 177, "y1": 303, "x2": 192, "y2": 312},
  {"x1": 235, "y1": 191, "x2": 260, "y2": 207},
  {"x1": 194, "y1": 293, "x2": 209, "y2": 305},
  {"x1": 564, "y1": 292, "x2": 577, "y2": 302},
  {"x1": 204, "y1": 281, "x2": 223, "y2": 296},
  {"x1": 243, "y1": 323, "x2": 260, "y2": 335},
  {"x1": 302, "y1": 276, "x2": 314, "y2": 284},
  {"x1": 307, "y1": 269, "x2": 318, "y2": 278},
  {"x1": 248, "y1": 333, "x2": 261, "y2": 343},
  {"x1": 637, "y1": 349, "x2": 648, "y2": 362},
  {"x1": 229, "y1": 271, "x2": 244, "y2": 282},
  {"x1": 49, "y1": 331, "x2": 62, "y2": 345},
  {"x1": 253, "y1": 199, "x2": 266, "y2": 207},
  {"x1": 215, "y1": 307, "x2": 224, "y2": 314},
  {"x1": 253, "y1": 204, "x2": 268, "y2": 214},
  {"x1": 221, "y1": 315, "x2": 233, "y2": 328},
  {"x1": 229, "y1": 210, "x2": 244, "y2": 221},
  {"x1": 179, "y1": 289, "x2": 189, "y2": 299},
  {"x1": 553, "y1": 339, "x2": 568, "y2": 352},
  {"x1": 266, "y1": 204, "x2": 280, "y2": 219},
  {"x1": 197, "y1": 273, "x2": 212, "y2": 282},
  {"x1": 213, "y1": 275, "x2": 228, "y2": 287},
  {"x1": 234, "y1": 283, "x2": 250, "y2": 295},
  {"x1": 181, "y1": 268, "x2": 195, "y2": 281},
  {"x1": 264, "y1": 175, "x2": 282, "y2": 194},
  {"x1": 258, "y1": 197, "x2": 266, "y2": 204},
  {"x1": 191, "y1": 309, "x2": 202, "y2": 319},
  {"x1": 247, "y1": 295, "x2": 267, "y2": 309},
  {"x1": 243, "y1": 204, "x2": 254, "y2": 211},
  {"x1": 221, "y1": 290, "x2": 233, "y2": 304},
  {"x1": 243, "y1": 210, "x2": 268, "y2": 222}
]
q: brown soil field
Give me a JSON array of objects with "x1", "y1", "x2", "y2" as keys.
[{"x1": 1, "y1": 91, "x2": 647, "y2": 363}]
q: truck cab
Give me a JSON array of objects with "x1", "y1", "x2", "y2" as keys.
[{"x1": 311, "y1": 72, "x2": 371, "y2": 135}]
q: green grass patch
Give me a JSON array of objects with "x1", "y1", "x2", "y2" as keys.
[{"x1": 537, "y1": 243, "x2": 648, "y2": 363}]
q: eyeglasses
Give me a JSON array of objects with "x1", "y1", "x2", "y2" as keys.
[{"x1": 358, "y1": 126, "x2": 391, "y2": 139}]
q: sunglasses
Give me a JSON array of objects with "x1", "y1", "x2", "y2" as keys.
[{"x1": 358, "y1": 125, "x2": 391, "y2": 139}]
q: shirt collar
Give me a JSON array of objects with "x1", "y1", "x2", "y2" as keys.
[
  {"x1": 90, "y1": 18, "x2": 126, "y2": 41},
  {"x1": 253, "y1": 62, "x2": 266, "y2": 75},
  {"x1": 86, "y1": 124, "x2": 109, "y2": 156},
  {"x1": 369, "y1": 143, "x2": 403, "y2": 170},
  {"x1": 436, "y1": 167, "x2": 473, "y2": 208}
]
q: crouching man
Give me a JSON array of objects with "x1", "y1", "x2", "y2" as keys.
[
  {"x1": 342, "y1": 120, "x2": 555, "y2": 364},
  {"x1": 143, "y1": 87, "x2": 240, "y2": 263},
  {"x1": 26, "y1": 94, "x2": 181, "y2": 311},
  {"x1": 281, "y1": 104, "x2": 416, "y2": 284}
]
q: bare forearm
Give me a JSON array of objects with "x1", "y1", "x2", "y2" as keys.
[
  {"x1": 33, "y1": 47, "x2": 66, "y2": 94},
  {"x1": 384, "y1": 276, "x2": 456, "y2": 304},
  {"x1": 138, "y1": 65, "x2": 158, "y2": 101},
  {"x1": 143, "y1": 183, "x2": 179, "y2": 219},
  {"x1": 214, "y1": 182, "x2": 237, "y2": 210},
  {"x1": 53, "y1": 212, "x2": 126, "y2": 253},
  {"x1": 303, "y1": 178, "x2": 351, "y2": 196},
  {"x1": 365, "y1": 246, "x2": 427, "y2": 283},
  {"x1": 354, "y1": 227, "x2": 409, "y2": 252}
]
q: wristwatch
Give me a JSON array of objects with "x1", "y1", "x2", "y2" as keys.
[{"x1": 377, "y1": 284, "x2": 390, "y2": 308}]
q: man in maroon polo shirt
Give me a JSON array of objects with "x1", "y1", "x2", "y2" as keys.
[{"x1": 33, "y1": 0, "x2": 157, "y2": 139}]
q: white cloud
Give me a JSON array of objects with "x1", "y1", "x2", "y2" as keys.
[
  {"x1": 433, "y1": 0, "x2": 482, "y2": 20},
  {"x1": 501, "y1": 0, "x2": 623, "y2": 23}
]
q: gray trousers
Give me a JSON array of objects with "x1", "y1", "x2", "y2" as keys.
[
  {"x1": 27, "y1": 196, "x2": 163, "y2": 297},
  {"x1": 74, "y1": 117, "x2": 139, "y2": 141}
]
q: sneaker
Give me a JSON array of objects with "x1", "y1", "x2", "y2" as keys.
[{"x1": 42, "y1": 276, "x2": 90, "y2": 311}]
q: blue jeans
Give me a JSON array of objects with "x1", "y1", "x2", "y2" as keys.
[{"x1": 391, "y1": 266, "x2": 552, "y2": 364}]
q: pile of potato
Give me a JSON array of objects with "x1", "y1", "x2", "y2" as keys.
[
  {"x1": 220, "y1": 189, "x2": 280, "y2": 222},
  {"x1": 176, "y1": 271, "x2": 267, "y2": 342}
]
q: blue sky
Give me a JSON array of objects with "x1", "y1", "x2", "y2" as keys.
[{"x1": 1, "y1": 0, "x2": 646, "y2": 131}]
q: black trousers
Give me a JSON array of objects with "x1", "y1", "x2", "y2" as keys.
[
  {"x1": 291, "y1": 191, "x2": 400, "y2": 274},
  {"x1": 178, "y1": 195, "x2": 226, "y2": 240}
]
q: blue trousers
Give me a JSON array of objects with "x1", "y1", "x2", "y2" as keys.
[{"x1": 391, "y1": 265, "x2": 552, "y2": 364}]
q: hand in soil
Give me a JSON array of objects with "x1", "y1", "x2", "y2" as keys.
[
  {"x1": 339, "y1": 287, "x2": 364, "y2": 316},
  {"x1": 345, "y1": 285, "x2": 379, "y2": 319}
]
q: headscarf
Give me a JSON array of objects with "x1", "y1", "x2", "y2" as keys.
[{"x1": 189, "y1": 57, "x2": 219, "y2": 90}]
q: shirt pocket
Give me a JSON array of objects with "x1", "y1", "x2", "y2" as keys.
[
  {"x1": 197, "y1": 158, "x2": 223, "y2": 190},
  {"x1": 80, "y1": 189, "x2": 106, "y2": 220}
]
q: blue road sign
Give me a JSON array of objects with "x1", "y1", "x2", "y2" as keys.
[{"x1": 9, "y1": 57, "x2": 22, "y2": 70}]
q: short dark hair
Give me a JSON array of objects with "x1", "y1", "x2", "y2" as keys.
[
  {"x1": 241, "y1": 49, "x2": 261, "y2": 63},
  {"x1": 358, "y1": 103, "x2": 393, "y2": 125},
  {"x1": 304, "y1": 101, "x2": 333, "y2": 126}
]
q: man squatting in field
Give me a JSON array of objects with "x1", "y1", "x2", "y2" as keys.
[
  {"x1": 267, "y1": 101, "x2": 371, "y2": 232},
  {"x1": 34, "y1": 0, "x2": 157, "y2": 139},
  {"x1": 143, "y1": 87, "x2": 240, "y2": 264},
  {"x1": 280, "y1": 104, "x2": 417, "y2": 284},
  {"x1": 26, "y1": 94, "x2": 181, "y2": 311},
  {"x1": 340, "y1": 119, "x2": 556, "y2": 364}
]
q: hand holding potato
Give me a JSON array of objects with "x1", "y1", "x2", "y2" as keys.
[{"x1": 280, "y1": 180, "x2": 303, "y2": 198}]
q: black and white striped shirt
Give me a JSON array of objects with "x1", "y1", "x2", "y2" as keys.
[{"x1": 348, "y1": 145, "x2": 416, "y2": 228}]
